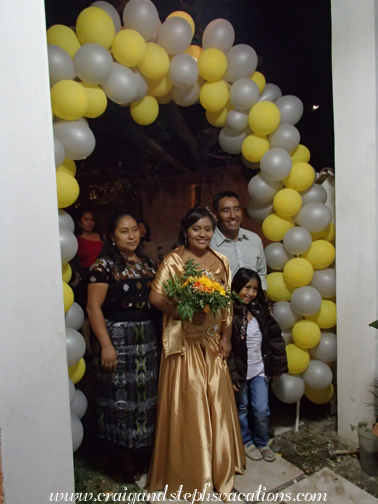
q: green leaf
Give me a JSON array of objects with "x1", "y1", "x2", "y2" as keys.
[{"x1": 369, "y1": 320, "x2": 378, "y2": 329}]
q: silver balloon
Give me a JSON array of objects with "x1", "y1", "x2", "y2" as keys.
[
  {"x1": 246, "y1": 199, "x2": 273, "y2": 222},
  {"x1": 282, "y1": 331, "x2": 293, "y2": 346},
  {"x1": 294, "y1": 202, "x2": 332, "y2": 233},
  {"x1": 123, "y1": 0, "x2": 160, "y2": 41},
  {"x1": 69, "y1": 378, "x2": 75, "y2": 406},
  {"x1": 272, "y1": 373, "x2": 305, "y2": 404},
  {"x1": 219, "y1": 126, "x2": 248, "y2": 154},
  {"x1": 48, "y1": 45, "x2": 75, "y2": 86},
  {"x1": 148, "y1": 19, "x2": 161, "y2": 43},
  {"x1": 273, "y1": 301, "x2": 302, "y2": 330},
  {"x1": 172, "y1": 81, "x2": 200, "y2": 106},
  {"x1": 71, "y1": 390, "x2": 88, "y2": 420},
  {"x1": 275, "y1": 95, "x2": 304, "y2": 125},
  {"x1": 258, "y1": 83, "x2": 282, "y2": 103},
  {"x1": 71, "y1": 413, "x2": 84, "y2": 452},
  {"x1": 302, "y1": 359, "x2": 333, "y2": 389},
  {"x1": 248, "y1": 172, "x2": 283, "y2": 203},
  {"x1": 242, "y1": 156, "x2": 260, "y2": 170},
  {"x1": 309, "y1": 269, "x2": 336, "y2": 299},
  {"x1": 54, "y1": 136, "x2": 65, "y2": 168},
  {"x1": 260, "y1": 148, "x2": 293, "y2": 182},
  {"x1": 54, "y1": 121, "x2": 96, "y2": 160},
  {"x1": 58, "y1": 209, "x2": 75, "y2": 233},
  {"x1": 101, "y1": 62, "x2": 138, "y2": 104},
  {"x1": 73, "y1": 43, "x2": 113, "y2": 85},
  {"x1": 158, "y1": 17, "x2": 192, "y2": 55},
  {"x1": 283, "y1": 227, "x2": 312, "y2": 255},
  {"x1": 65, "y1": 302, "x2": 85, "y2": 331},
  {"x1": 269, "y1": 124, "x2": 300, "y2": 153},
  {"x1": 300, "y1": 184, "x2": 327, "y2": 206},
  {"x1": 309, "y1": 332, "x2": 337, "y2": 362},
  {"x1": 60, "y1": 225, "x2": 78, "y2": 263},
  {"x1": 131, "y1": 68, "x2": 149, "y2": 101},
  {"x1": 290, "y1": 286, "x2": 322, "y2": 316},
  {"x1": 92, "y1": 1, "x2": 122, "y2": 32},
  {"x1": 66, "y1": 328, "x2": 86, "y2": 367},
  {"x1": 226, "y1": 110, "x2": 249, "y2": 131},
  {"x1": 224, "y1": 44, "x2": 258, "y2": 83},
  {"x1": 265, "y1": 243, "x2": 294, "y2": 270},
  {"x1": 229, "y1": 78, "x2": 259, "y2": 110},
  {"x1": 202, "y1": 19, "x2": 235, "y2": 52},
  {"x1": 169, "y1": 54, "x2": 199, "y2": 88}
]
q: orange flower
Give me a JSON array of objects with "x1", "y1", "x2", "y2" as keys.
[{"x1": 203, "y1": 305, "x2": 210, "y2": 314}]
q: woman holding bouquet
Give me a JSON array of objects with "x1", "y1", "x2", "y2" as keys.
[{"x1": 147, "y1": 207, "x2": 245, "y2": 498}]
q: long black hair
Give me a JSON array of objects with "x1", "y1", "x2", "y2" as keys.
[
  {"x1": 178, "y1": 207, "x2": 217, "y2": 246},
  {"x1": 232, "y1": 268, "x2": 267, "y2": 308}
]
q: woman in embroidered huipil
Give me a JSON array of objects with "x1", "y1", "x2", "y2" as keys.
[{"x1": 87, "y1": 212, "x2": 158, "y2": 478}]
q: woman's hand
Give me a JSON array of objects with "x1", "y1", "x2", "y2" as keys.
[
  {"x1": 218, "y1": 338, "x2": 232, "y2": 360},
  {"x1": 101, "y1": 344, "x2": 117, "y2": 372},
  {"x1": 272, "y1": 374, "x2": 281, "y2": 381},
  {"x1": 192, "y1": 311, "x2": 207, "y2": 326},
  {"x1": 233, "y1": 382, "x2": 241, "y2": 393}
]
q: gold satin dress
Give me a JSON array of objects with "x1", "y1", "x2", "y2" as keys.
[{"x1": 146, "y1": 246, "x2": 245, "y2": 498}]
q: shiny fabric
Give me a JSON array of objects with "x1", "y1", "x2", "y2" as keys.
[{"x1": 147, "y1": 247, "x2": 245, "y2": 497}]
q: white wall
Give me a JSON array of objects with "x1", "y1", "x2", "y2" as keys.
[
  {"x1": 0, "y1": 1, "x2": 74, "y2": 502},
  {"x1": 332, "y1": 0, "x2": 378, "y2": 440}
]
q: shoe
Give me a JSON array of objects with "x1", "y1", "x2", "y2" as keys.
[
  {"x1": 244, "y1": 442, "x2": 263, "y2": 461},
  {"x1": 260, "y1": 446, "x2": 276, "y2": 462}
]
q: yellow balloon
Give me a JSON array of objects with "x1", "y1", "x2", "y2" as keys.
[
  {"x1": 167, "y1": 11, "x2": 195, "y2": 36},
  {"x1": 57, "y1": 158, "x2": 76, "y2": 177},
  {"x1": 305, "y1": 300, "x2": 336, "y2": 329},
  {"x1": 76, "y1": 7, "x2": 115, "y2": 49},
  {"x1": 292, "y1": 320, "x2": 321, "y2": 349},
  {"x1": 266, "y1": 272, "x2": 293, "y2": 302},
  {"x1": 283, "y1": 162, "x2": 315, "y2": 191},
  {"x1": 139, "y1": 43, "x2": 170, "y2": 79},
  {"x1": 250, "y1": 71, "x2": 266, "y2": 93},
  {"x1": 112, "y1": 29, "x2": 147, "y2": 67},
  {"x1": 248, "y1": 101, "x2": 280, "y2": 136},
  {"x1": 305, "y1": 383, "x2": 334, "y2": 404},
  {"x1": 301, "y1": 240, "x2": 335, "y2": 269},
  {"x1": 68, "y1": 358, "x2": 86, "y2": 384},
  {"x1": 311, "y1": 222, "x2": 335, "y2": 243},
  {"x1": 283, "y1": 258, "x2": 314, "y2": 287},
  {"x1": 131, "y1": 95, "x2": 159, "y2": 125},
  {"x1": 291, "y1": 144, "x2": 311, "y2": 164},
  {"x1": 206, "y1": 102, "x2": 232, "y2": 127},
  {"x1": 198, "y1": 48, "x2": 227, "y2": 81},
  {"x1": 156, "y1": 92, "x2": 173, "y2": 104},
  {"x1": 262, "y1": 213, "x2": 295, "y2": 242},
  {"x1": 286, "y1": 344, "x2": 310, "y2": 374},
  {"x1": 199, "y1": 80, "x2": 229, "y2": 112},
  {"x1": 273, "y1": 188, "x2": 302, "y2": 217},
  {"x1": 46, "y1": 25, "x2": 81, "y2": 58},
  {"x1": 242, "y1": 134, "x2": 270, "y2": 163},
  {"x1": 63, "y1": 281, "x2": 74, "y2": 313},
  {"x1": 184, "y1": 45, "x2": 203, "y2": 60},
  {"x1": 51, "y1": 80, "x2": 89, "y2": 121},
  {"x1": 81, "y1": 83, "x2": 107, "y2": 118},
  {"x1": 62, "y1": 263, "x2": 72, "y2": 283},
  {"x1": 148, "y1": 75, "x2": 173, "y2": 97},
  {"x1": 56, "y1": 171, "x2": 80, "y2": 208}
]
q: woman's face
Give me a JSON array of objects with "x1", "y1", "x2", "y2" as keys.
[
  {"x1": 80, "y1": 212, "x2": 94, "y2": 233},
  {"x1": 239, "y1": 278, "x2": 259, "y2": 304},
  {"x1": 186, "y1": 217, "x2": 213, "y2": 253},
  {"x1": 138, "y1": 222, "x2": 147, "y2": 238},
  {"x1": 112, "y1": 216, "x2": 140, "y2": 255}
]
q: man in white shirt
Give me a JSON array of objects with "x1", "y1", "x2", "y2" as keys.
[{"x1": 210, "y1": 190, "x2": 267, "y2": 290}]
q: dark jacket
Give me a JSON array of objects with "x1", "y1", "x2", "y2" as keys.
[{"x1": 228, "y1": 300, "x2": 288, "y2": 387}]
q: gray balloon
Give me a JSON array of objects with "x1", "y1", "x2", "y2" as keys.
[
  {"x1": 123, "y1": 0, "x2": 160, "y2": 41},
  {"x1": 273, "y1": 301, "x2": 302, "y2": 330},
  {"x1": 149, "y1": 19, "x2": 161, "y2": 43},
  {"x1": 248, "y1": 172, "x2": 283, "y2": 203},
  {"x1": 202, "y1": 19, "x2": 235, "y2": 52},
  {"x1": 265, "y1": 243, "x2": 294, "y2": 270},
  {"x1": 294, "y1": 202, "x2": 332, "y2": 233},
  {"x1": 309, "y1": 269, "x2": 336, "y2": 299},
  {"x1": 65, "y1": 302, "x2": 85, "y2": 331},
  {"x1": 300, "y1": 184, "x2": 328, "y2": 206},
  {"x1": 71, "y1": 390, "x2": 88, "y2": 420},
  {"x1": 219, "y1": 126, "x2": 248, "y2": 154},
  {"x1": 169, "y1": 54, "x2": 199, "y2": 88},
  {"x1": 282, "y1": 331, "x2": 293, "y2": 346},
  {"x1": 158, "y1": 17, "x2": 192, "y2": 55},
  {"x1": 131, "y1": 68, "x2": 149, "y2": 101},
  {"x1": 258, "y1": 83, "x2": 282, "y2": 103},
  {"x1": 71, "y1": 413, "x2": 84, "y2": 452},
  {"x1": 283, "y1": 227, "x2": 312, "y2": 255},
  {"x1": 246, "y1": 199, "x2": 273, "y2": 223},
  {"x1": 48, "y1": 45, "x2": 75, "y2": 86},
  {"x1": 60, "y1": 225, "x2": 78, "y2": 263},
  {"x1": 172, "y1": 81, "x2": 200, "y2": 106},
  {"x1": 269, "y1": 124, "x2": 300, "y2": 153},
  {"x1": 302, "y1": 360, "x2": 333, "y2": 389},
  {"x1": 53, "y1": 121, "x2": 96, "y2": 160},
  {"x1": 309, "y1": 333, "x2": 337, "y2": 363},
  {"x1": 101, "y1": 62, "x2": 138, "y2": 104},
  {"x1": 290, "y1": 286, "x2": 322, "y2": 316},
  {"x1": 226, "y1": 109, "x2": 249, "y2": 131},
  {"x1": 92, "y1": 1, "x2": 122, "y2": 33},
  {"x1": 230, "y1": 78, "x2": 260, "y2": 110},
  {"x1": 59, "y1": 209, "x2": 75, "y2": 233},
  {"x1": 275, "y1": 95, "x2": 304, "y2": 125},
  {"x1": 260, "y1": 148, "x2": 293, "y2": 182},
  {"x1": 69, "y1": 378, "x2": 75, "y2": 406},
  {"x1": 272, "y1": 373, "x2": 305, "y2": 404},
  {"x1": 242, "y1": 156, "x2": 260, "y2": 170},
  {"x1": 54, "y1": 136, "x2": 65, "y2": 168},
  {"x1": 73, "y1": 43, "x2": 113, "y2": 85},
  {"x1": 224, "y1": 44, "x2": 258, "y2": 83},
  {"x1": 66, "y1": 328, "x2": 86, "y2": 367}
]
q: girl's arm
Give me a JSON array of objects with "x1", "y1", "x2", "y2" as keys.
[{"x1": 268, "y1": 316, "x2": 289, "y2": 376}]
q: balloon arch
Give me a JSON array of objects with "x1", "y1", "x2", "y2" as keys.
[{"x1": 50, "y1": 0, "x2": 336, "y2": 452}]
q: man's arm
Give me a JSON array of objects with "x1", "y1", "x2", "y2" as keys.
[{"x1": 256, "y1": 238, "x2": 268, "y2": 291}]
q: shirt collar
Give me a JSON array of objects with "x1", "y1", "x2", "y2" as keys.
[{"x1": 214, "y1": 226, "x2": 248, "y2": 245}]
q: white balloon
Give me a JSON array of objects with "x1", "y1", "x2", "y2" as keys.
[
  {"x1": 71, "y1": 413, "x2": 84, "y2": 452},
  {"x1": 71, "y1": 390, "x2": 88, "y2": 420},
  {"x1": 224, "y1": 44, "x2": 258, "y2": 82},
  {"x1": 69, "y1": 378, "x2": 75, "y2": 406},
  {"x1": 290, "y1": 286, "x2": 322, "y2": 316},
  {"x1": 229, "y1": 78, "x2": 259, "y2": 110},
  {"x1": 246, "y1": 199, "x2": 273, "y2": 223},
  {"x1": 260, "y1": 148, "x2": 293, "y2": 182},
  {"x1": 202, "y1": 19, "x2": 235, "y2": 52},
  {"x1": 281, "y1": 331, "x2": 293, "y2": 346},
  {"x1": 273, "y1": 301, "x2": 302, "y2": 330},
  {"x1": 60, "y1": 225, "x2": 78, "y2": 263},
  {"x1": 309, "y1": 332, "x2": 337, "y2": 362},
  {"x1": 123, "y1": 0, "x2": 160, "y2": 41},
  {"x1": 269, "y1": 124, "x2": 300, "y2": 153},
  {"x1": 248, "y1": 172, "x2": 283, "y2": 203},
  {"x1": 275, "y1": 95, "x2": 304, "y2": 125},
  {"x1": 169, "y1": 54, "x2": 199, "y2": 88},
  {"x1": 309, "y1": 269, "x2": 336, "y2": 299},
  {"x1": 272, "y1": 373, "x2": 305, "y2": 404},
  {"x1": 58, "y1": 210, "x2": 75, "y2": 233},
  {"x1": 48, "y1": 45, "x2": 75, "y2": 86},
  {"x1": 53, "y1": 121, "x2": 96, "y2": 160},
  {"x1": 66, "y1": 328, "x2": 86, "y2": 367},
  {"x1": 226, "y1": 109, "x2": 249, "y2": 131},
  {"x1": 300, "y1": 184, "x2": 328, "y2": 206},
  {"x1": 54, "y1": 137, "x2": 65, "y2": 168},
  {"x1": 92, "y1": 1, "x2": 122, "y2": 32},
  {"x1": 219, "y1": 126, "x2": 248, "y2": 154},
  {"x1": 258, "y1": 83, "x2": 282, "y2": 103},
  {"x1": 73, "y1": 43, "x2": 113, "y2": 85},
  {"x1": 265, "y1": 243, "x2": 293, "y2": 270},
  {"x1": 65, "y1": 302, "x2": 85, "y2": 330},
  {"x1": 101, "y1": 62, "x2": 138, "y2": 105},
  {"x1": 172, "y1": 82, "x2": 200, "y2": 106},
  {"x1": 283, "y1": 227, "x2": 312, "y2": 255},
  {"x1": 158, "y1": 17, "x2": 192, "y2": 55},
  {"x1": 131, "y1": 68, "x2": 149, "y2": 101},
  {"x1": 294, "y1": 202, "x2": 332, "y2": 233},
  {"x1": 302, "y1": 359, "x2": 333, "y2": 389}
]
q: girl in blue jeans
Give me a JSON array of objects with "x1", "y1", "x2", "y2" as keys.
[{"x1": 228, "y1": 268, "x2": 288, "y2": 462}]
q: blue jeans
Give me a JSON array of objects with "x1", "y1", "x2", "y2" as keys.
[{"x1": 235, "y1": 375, "x2": 270, "y2": 448}]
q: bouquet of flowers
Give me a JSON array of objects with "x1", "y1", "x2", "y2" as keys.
[{"x1": 163, "y1": 258, "x2": 236, "y2": 322}]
